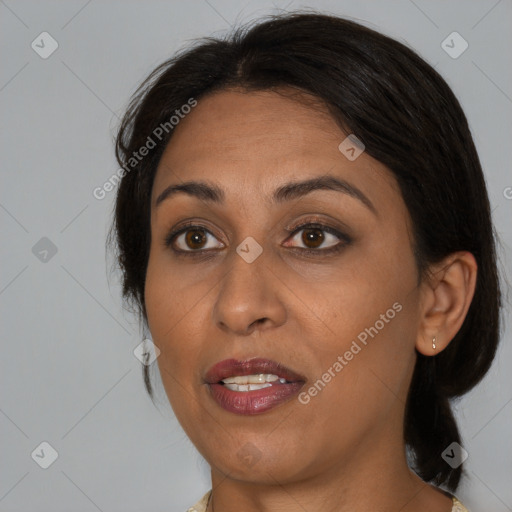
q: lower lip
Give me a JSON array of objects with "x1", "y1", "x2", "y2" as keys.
[{"x1": 207, "y1": 382, "x2": 304, "y2": 415}]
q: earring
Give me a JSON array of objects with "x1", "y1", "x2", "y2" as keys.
[{"x1": 432, "y1": 336, "x2": 436, "y2": 350}]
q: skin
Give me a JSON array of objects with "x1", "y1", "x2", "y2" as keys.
[{"x1": 144, "y1": 89, "x2": 477, "y2": 512}]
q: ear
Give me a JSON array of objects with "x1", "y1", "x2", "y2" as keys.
[{"x1": 416, "y1": 251, "x2": 477, "y2": 356}]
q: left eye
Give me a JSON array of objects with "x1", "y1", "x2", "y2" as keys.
[{"x1": 284, "y1": 224, "x2": 345, "y2": 251}]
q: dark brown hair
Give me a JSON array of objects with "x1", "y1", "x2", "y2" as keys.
[{"x1": 109, "y1": 12, "x2": 501, "y2": 491}]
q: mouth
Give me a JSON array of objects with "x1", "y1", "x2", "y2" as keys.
[{"x1": 204, "y1": 358, "x2": 306, "y2": 415}]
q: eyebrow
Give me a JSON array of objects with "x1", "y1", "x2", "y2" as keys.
[{"x1": 154, "y1": 174, "x2": 377, "y2": 214}]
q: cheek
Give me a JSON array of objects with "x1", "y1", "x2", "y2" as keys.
[
  {"x1": 144, "y1": 251, "x2": 194, "y2": 384},
  {"x1": 294, "y1": 240, "x2": 420, "y2": 412},
  {"x1": 144, "y1": 246, "x2": 204, "y2": 346},
  {"x1": 144, "y1": 249, "x2": 216, "y2": 402},
  {"x1": 294, "y1": 304, "x2": 419, "y2": 459},
  {"x1": 298, "y1": 246, "x2": 416, "y2": 353},
  {"x1": 145, "y1": 260, "x2": 206, "y2": 429}
]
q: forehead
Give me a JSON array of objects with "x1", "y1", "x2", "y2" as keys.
[
  {"x1": 152, "y1": 88, "x2": 401, "y2": 212},
  {"x1": 158, "y1": 89, "x2": 341, "y2": 166}
]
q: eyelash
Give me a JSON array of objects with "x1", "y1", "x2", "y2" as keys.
[{"x1": 164, "y1": 220, "x2": 352, "y2": 257}]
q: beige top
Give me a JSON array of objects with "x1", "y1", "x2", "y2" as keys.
[{"x1": 187, "y1": 490, "x2": 469, "y2": 511}]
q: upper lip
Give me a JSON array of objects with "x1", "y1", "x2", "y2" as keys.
[{"x1": 204, "y1": 358, "x2": 306, "y2": 384}]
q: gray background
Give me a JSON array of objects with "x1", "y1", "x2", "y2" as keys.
[{"x1": 1, "y1": 0, "x2": 511, "y2": 511}]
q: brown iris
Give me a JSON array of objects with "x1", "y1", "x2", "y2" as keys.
[
  {"x1": 302, "y1": 227, "x2": 324, "y2": 248},
  {"x1": 185, "y1": 229, "x2": 207, "y2": 249}
]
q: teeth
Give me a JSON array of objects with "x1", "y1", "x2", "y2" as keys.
[
  {"x1": 222, "y1": 374, "x2": 281, "y2": 384},
  {"x1": 220, "y1": 374, "x2": 293, "y2": 391},
  {"x1": 224, "y1": 383, "x2": 273, "y2": 392}
]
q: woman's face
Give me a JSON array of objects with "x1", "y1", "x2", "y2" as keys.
[{"x1": 145, "y1": 89, "x2": 425, "y2": 484}]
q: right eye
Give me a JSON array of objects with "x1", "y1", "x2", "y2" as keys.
[{"x1": 165, "y1": 224, "x2": 225, "y2": 253}]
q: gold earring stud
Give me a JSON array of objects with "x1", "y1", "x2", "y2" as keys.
[{"x1": 432, "y1": 336, "x2": 436, "y2": 350}]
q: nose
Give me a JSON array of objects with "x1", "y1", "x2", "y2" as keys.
[{"x1": 212, "y1": 249, "x2": 287, "y2": 336}]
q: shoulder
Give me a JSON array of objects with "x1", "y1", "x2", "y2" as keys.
[
  {"x1": 452, "y1": 496, "x2": 470, "y2": 512},
  {"x1": 186, "y1": 490, "x2": 212, "y2": 512}
]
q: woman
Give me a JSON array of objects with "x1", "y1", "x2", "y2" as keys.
[{"x1": 109, "y1": 12, "x2": 501, "y2": 512}]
